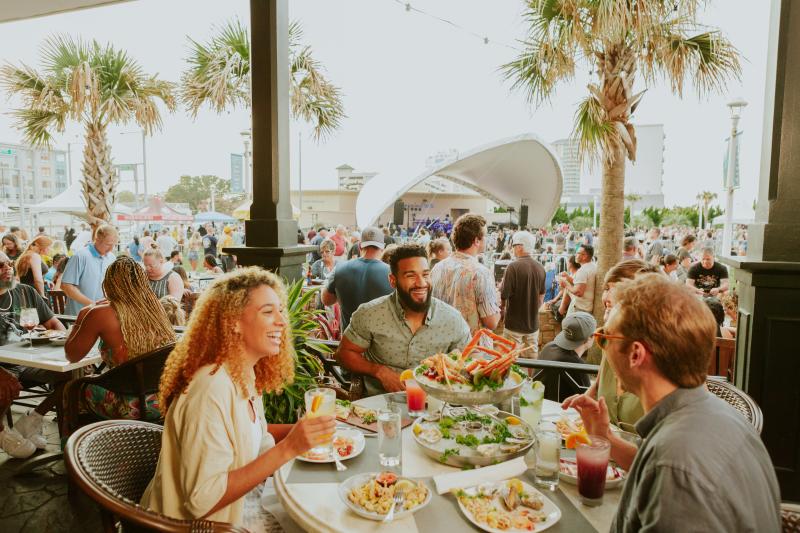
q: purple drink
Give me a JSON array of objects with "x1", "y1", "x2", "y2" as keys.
[{"x1": 576, "y1": 436, "x2": 611, "y2": 506}]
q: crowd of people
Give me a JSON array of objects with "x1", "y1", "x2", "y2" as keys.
[{"x1": 0, "y1": 212, "x2": 781, "y2": 530}]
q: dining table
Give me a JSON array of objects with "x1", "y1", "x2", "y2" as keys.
[
  {"x1": 0, "y1": 339, "x2": 102, "y2": 473},
  {"x1": 274, "y1": 393, "x2": 621, "y2": 532}
]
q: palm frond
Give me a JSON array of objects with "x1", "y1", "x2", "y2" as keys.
[
  {"x1": 181, "y1": 19, "x2": 251, "y2": 117},
  {"x1": 290, "y1": 45, "x2": 345, "y2": 140},
  {"x1": 10, "y1": 108, "x2": 65, "y2": 148},
  {"x1": 572, "y1": 95, "x2": 616, "y2": 166}
]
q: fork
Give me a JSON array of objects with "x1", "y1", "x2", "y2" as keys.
[
  {"x1": 331, "y1": 446, "x2": 347, "y2": 472},
  {"x1": 382, "y1": 488, "x2": 405, "y2": 523}
]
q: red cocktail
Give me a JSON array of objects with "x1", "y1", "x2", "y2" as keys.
[
  {"x1": 405, "y1": 380, "x2": 426, "y2": 417},
  {"x1": 576, "y1": 435, "x2": 611, "y2": 506}
]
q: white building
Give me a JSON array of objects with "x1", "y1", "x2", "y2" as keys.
[
  {"x1": 0, "y1": 142, "x2": 69, "y2": 205},
  {"x1": 550, "y1": 138, "x2": 581, "y2": 195},
  {"x1": 553, "y1": 124, "x2": 666, "y2": 212},
  {"x1": 336, "y1": 164, "x2": 378, "y2": 191}
]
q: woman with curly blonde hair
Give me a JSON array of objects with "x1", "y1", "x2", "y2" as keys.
[{"x1": 141, "y1": 267, "x2": 334, "y2": 526}]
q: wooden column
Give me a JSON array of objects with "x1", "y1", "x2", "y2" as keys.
[
  {"x1": 720, "y1": 0, "x2": 800, "y2": 501},
  {"x1": 225, "y1": 0, "x2": 312, "y2": 280}
]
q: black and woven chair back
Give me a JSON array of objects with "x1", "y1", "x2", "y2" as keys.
[
  {"x1": 706, "y1": 378, "x2": 764, "y2": 434},
  {"x1": 76, "y1": 421, "x2": 163, "y2": 503}
]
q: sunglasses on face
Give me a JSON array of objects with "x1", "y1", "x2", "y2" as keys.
[
  {"x1": 0, "y1": 261, "x2": 13, "y2": 269},
  {"x1": 592, "y1": 327, "x2": 652, "y2": 354}
]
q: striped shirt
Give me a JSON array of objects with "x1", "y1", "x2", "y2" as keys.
[{"x1": 149, "y1": 269, "x2": 176, "y2": 299}]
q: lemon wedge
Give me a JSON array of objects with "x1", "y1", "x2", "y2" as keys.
[{"x1": 399, "y1": 369, "x2": 415, "y2": 381}]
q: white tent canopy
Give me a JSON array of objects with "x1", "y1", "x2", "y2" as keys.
[
  {"x1": 29, "y1": 181, "x2": 132, "y2": 217},
  {"x1": 355, "y1": 133, "x2": 564, "y2": 228}
]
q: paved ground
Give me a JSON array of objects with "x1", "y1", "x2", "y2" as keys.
[{"x1": 0, "y1": 405, "x2": 102, "y2": 533}]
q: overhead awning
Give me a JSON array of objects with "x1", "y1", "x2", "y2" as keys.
[
  {"x1": 355, "y1": 133, "x2": 564, "y2": 228},
  {"x1": 0, "y1": 1, "x2": 134, "y2": 24}
]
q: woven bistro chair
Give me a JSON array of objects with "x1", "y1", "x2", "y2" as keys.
[
  {"x1": 65, "y1": 420, "x2": 252, "y2": 532},
  {"x1": 49, "y1": 289, "x2": 67, "y2": 314},
  {"x1": 63, "y1": 343, "x2": 176, "y2": 436},
  {"x1": 706, "y1": 378, "x2": 763, "y2": 434},
  {"x1": 782, "y1": 503, "x2": 800, "y2": 532}
]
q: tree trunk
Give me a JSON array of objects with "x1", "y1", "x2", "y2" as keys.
[
  {"x1": 82, "y1": 121, "x2": 117, "y2": 233},
  {"x1": 592, "y1": 142, "x2": 627, "y2": 327}
]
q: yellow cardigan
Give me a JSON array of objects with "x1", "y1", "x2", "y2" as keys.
[{"x1": 141, "y1": 364, "x2": 273, "y2": 525}]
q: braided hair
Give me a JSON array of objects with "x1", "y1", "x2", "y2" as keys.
[{"x1": 102, "y1": 256, "x2": 176, "y2": 357}]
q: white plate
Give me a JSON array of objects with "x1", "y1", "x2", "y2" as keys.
[
  {"x1": 456, "y1": 479, "x2": 561, "y2": 532},
  {"x1": 338, "y1": 473, "x2": 432, "y2": 521},
  {"x1": 296, "y1": 429, "x2": 365, "y2": 463},
  {"x1": 558, "y1": 457, "x2": 625, "y2": 489}
]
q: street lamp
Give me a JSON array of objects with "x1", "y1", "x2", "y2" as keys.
[
  {"x1": 723, "y1": 97, "x2": 747, "y2": 256},
  {"x1": 240, "y1": 130, "x2": 251, "y2": 199},
  {"x1": 120, "y1": 130, "x2": 148, "y2": 203}
]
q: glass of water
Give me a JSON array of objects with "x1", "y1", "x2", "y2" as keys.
[
  {"x1": 377, "y1": 409, "x2": 402, "y2": 468},
  {"x1": 533, "y1": 426, "x2": 561, "y2": 490}
]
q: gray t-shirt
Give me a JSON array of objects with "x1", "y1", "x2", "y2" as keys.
[
  {"x1": 325, "y1": 258, "x2": 392, "y2": 330},
  {"x1": 345, "y1": 292, "x2": 470, "y2": 395},
  {"x1": 612, "y1": 386, "x2": 780, "y2": 533}
]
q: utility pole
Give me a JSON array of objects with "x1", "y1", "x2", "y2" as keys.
[
  {"x1": 723, "y1": 98, "x2": 747, "y2": 256},
  {"x1": 141, "y1": 130, "x2": 149, "y2": 202},
  {"x1": 298, "y1": 131, "x2": 302, "y2": 222},
  {"x1": 241, "y1": 130, "x2": 251, "y2": 199}
]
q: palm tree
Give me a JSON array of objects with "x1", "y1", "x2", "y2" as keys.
[
  {"x1": 624, "y1": 193, "x2": 642, "y2": 214},
  {"x1": 181, "y1": 19, "x2": 345, "y2": 141},
  {"x1": 503, "y1": 1, "x2": 740, "y2": 321},
  {"x1": 696, "y1": 190, "x2": 718, "y2": 229},
  {"x1": 1, "y1": 36, "x2": 176, "y2": 229}
]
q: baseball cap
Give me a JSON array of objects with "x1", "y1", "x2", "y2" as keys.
[
  {"x1": 359, "y1": 226, "x2": 384, "y2": 249},
  {"x1": 511, "y1": 231, "x2": 536, "y2": 250},
  {"x1": 554, "y1": 312, "x2": 597, "y2": 350}
]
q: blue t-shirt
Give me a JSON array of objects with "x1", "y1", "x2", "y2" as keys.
[
  {"x1": 325, "y1": 258, "x2": 393, "y2": 331},
  {"x1": 61, "y1": 244, "x2": 115, "y2": 315}
]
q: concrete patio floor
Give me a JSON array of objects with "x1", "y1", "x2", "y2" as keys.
[{"x1": 0, "y1": 405, "x2": 102, "y2": 532}]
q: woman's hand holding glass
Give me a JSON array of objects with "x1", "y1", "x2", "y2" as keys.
[{"x1": 281, "y1": 415, "x2": 337, "y2": 457}]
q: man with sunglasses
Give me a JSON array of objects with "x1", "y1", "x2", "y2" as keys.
[
  {"x1": 0, "y1": 252, "x2": 67, "y2": 458},
  {"x1": 568, "y1": 274, "x2": 779, "y2": 532}
]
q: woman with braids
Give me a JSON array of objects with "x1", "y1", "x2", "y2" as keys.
[
  {"x1": 140, "y1": 267, "x2": 334, "y2": 526},
  {"x1": 65, "y1": 256, "x2": 176, "y2": 420}
]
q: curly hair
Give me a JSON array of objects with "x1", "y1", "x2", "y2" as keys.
[{"x1": 158, "y1": 267, "x2": 295, "y2": 411}]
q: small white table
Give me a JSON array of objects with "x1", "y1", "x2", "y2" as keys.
[
  {"x1": 275, "y1": 395, "x2": 620, "y2": 533},
  {"x1": 1, "y1": 340, "x2": 102, "y2": 473},
  {"x1": 0, "y1": 341, "x2": 101, "y2": 374}
]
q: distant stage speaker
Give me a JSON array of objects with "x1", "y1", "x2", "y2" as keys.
[
  {"x1": 393, "y1": 200, "x2": 405, "y2": 225},
  {"x1": 519, "y1": 204, "x2": 529, "y2": 227}
]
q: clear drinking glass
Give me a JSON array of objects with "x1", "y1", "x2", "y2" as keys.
[
  {"x1": 519, "y1": 380, "x2": 545, "y2": 428},
  {"x1": 534, "y1": 427, "x2": 561, "y2": 490},
  {"x1": 19, "y1": 308, "x2": 39, "y2": 349},
  {"x1": 304, "y1": 388, "x2": 336, "y2": 456},
  {"x1": 377, "y1": 409, "x2": 402, "y2": 468},
  {"x1": 576, "y1": 435, "x2": 611, "y2": 506}
]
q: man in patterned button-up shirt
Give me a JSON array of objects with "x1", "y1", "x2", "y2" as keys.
[
  {"x1": 336, "y1": 244, "x2": 470, "y2": 395},
  {"x1": 430, "y1": 214, "x2": 500, "y2": 336}
]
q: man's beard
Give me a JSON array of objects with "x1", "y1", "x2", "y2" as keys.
[
  {"x1": 0, "y1": 277, "x2": 17, "y2": 290},
  {"x1": 397, "y1": 285, "x2": 431, "y2": 313}
]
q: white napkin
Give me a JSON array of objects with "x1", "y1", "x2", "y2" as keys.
[{"x1": 432, "y1": 456, "x2": 528, "y2": 495}]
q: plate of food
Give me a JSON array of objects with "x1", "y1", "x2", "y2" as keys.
[
  {"x1": 335, "y1": 399, "x2": 413, "y2": 432},
  {"x1": 339, "y1": 471, "x2": 432, "y2": 521},
  {"x1": 412, "y1": 406, "x2": 534, "y2": 467},
  {"x1": 558, "y1": 457, "x2": 625, "y2": 488},
  {"x1": 455, "y1": 478, "x2": 561, "y2": 532},
  {"x1": 296, "y1": 428, "x2": 366, "y2": 463},
  {"x1": 414, "y1": 329, "x2": 529, "y2": 405}
]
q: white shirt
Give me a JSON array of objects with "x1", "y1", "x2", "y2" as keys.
[
  {"x1": 569, "y1": 261, "x2": 597, "y2": 313},
  {"x1": 157, "y1": 235, "x2": 177, "y2": 256},
  {"x1": 71, "y1": 229, "x2": 92, "y2": 250}
]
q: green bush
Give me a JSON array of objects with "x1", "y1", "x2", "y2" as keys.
[{"x1": 262, "y1": 280, "x2": 331, "y2": 423}]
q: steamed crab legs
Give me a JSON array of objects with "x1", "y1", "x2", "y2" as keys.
[{"x1": 459, "y1": 328, "x2": 517, "y2": 363}]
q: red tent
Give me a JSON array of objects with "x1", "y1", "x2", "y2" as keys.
[{"x1": 117, "y1": 197, "x2": 193, "y2": 222}]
